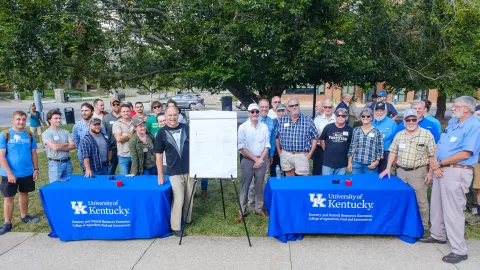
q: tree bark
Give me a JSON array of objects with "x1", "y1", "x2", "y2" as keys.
[
  {"x1": 226, "y1": 82, "x2": 257, "y2": 108},
  {"x1": 435, "y1": 92, "x2": 447, "y2": 120}
]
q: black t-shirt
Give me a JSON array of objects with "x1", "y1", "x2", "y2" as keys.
[
  {"x1": 320, "y1": 123, "x2": 353, "y2": 168},
  {"x1": 153, "y1": 123, "x2": 189, "y2": 176}
]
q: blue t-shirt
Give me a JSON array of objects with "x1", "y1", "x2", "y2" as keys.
[
  {"x1": 425, "y1": 115, "x2": 442, "y2": 134},
  {"x1": 395, "y1": 117, "x2": 440, "y2": 143},
  {"x1": 27, "y1": 111, "x2": 42, "y2": 127},
  {"x1": 0, "y1": 129, "x2": 38, "y2": 177}
]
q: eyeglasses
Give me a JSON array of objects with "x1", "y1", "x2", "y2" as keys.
[
  {"x1": 323, "y1": 106, "x2": 332, "y2": 109},
  {"x1": 336, "y1": 114, "x2": 348, "y2": 118},
  {"x1": 405, "y1": 118, "x2": 418, "y2": 123},
  {"x1": 273, "y1": 101, "x2": 281, "y2": 104},
  {"x1": 249, "y1": 110, "x2": 260, "y2": 114},
  {"x1": 112, "y1": 103, "x2": 120, "y2": 107},
  {"x1": 288, "y1": 104, "x2": 299, "y2": 108},
  {"x1": 361, "y1": 115, "x2": 371, "y2": 118},
  {"x1": 451, "y1": 105, "x2": 467, "y2": 109},
  {"x1": 152, "y1": 106, "x2": 161, "y2": 109}
]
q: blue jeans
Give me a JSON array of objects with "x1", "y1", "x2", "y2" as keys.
[
  {"x1": 108, "y1": 148, "x2": 119, "y2": 175},
  {"x1": 48, "y1": 160, "x2": 73, "y2": 183},
  {"x1": 118, "y1": 156, "x2": 132, "y2": 175},
  {"x1": 94, "y1": 167, "x2": 108, "y2": 176},
  {"x1": 143, "y1": 166, "x2": 158, "y2": 175},
  {"x1": 322, "y1": 166, "x2": 347, "y2": 175},
  {"x1": 201, "y1": 179, "x2": 208, "y2": 191},
  {"x1": 351, "y1": 161, "x2": 378, "y2": 175}
]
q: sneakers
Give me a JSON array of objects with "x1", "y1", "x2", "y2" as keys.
[
  {"x1": 0, "y1": 222, "x2": 12, "y2": 235},
  {"x1": 466, "y1": 215, "x2": 480, "y2": 225},
  {"x1": 20, "y1": 215, "x2": 40, "y2": 224}
]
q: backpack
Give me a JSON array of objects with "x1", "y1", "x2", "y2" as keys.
[{"x1": 3, "y1": 129, "x2": 34, "y2": 153}]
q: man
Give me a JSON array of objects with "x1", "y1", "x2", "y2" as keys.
[
  {"x1": 369, "y1": 92, "x2": 398, "y2": 120},
  {"x1": 42, "y1": 109, "x2": 76, "y2": 183},
  {"x1": 275, "y1": 97, "x2": 318, "y2": 176},
  {"x1": 154, "y1": 106, "x2": 193, "y2": 237},
  {"x1": 371, "y1": 102, "x2": 398, "y2": 173},
  {"x1": 146, "y1": 101, "x2": 163, "y2": 136},
  {"x1": 314, "y1": 100, "x2": 324, "y2": 117},
  {"x1": 73, "y1": 102, "x2": 106, "y2": 170},
  {"x1": 166, "y1": 99, "x2": 186, "y2": 124},
  {"x1": 320, "y1": 108, "x2": 353, "y2": 175},
  {"x1": 267, "y1": 96, "x2": 282, "y2": 119},
  {"x1": 270, "y1": 104, "x2": 287, "y2": 178},
  {"x1": 313, "y1": 99, "x2": 336, "y2": 175},
  {"x1": 379, "y1": 108, "x2": 436, "y2": 233},
  {"x1": 102, "y1": 99, "x2": 122, "y2": 175},
  {"x1": 81, "y1": 118, "x2": 111, "y2": 177},
  {"x1": 335, "y1": 93, "x2": 351, "y2": 112},
  {"x1": 92, "y1": 98, "x2": 108, "y2": 121},
  {"x1": 27, "y1": 103, "x2": 46, "y2": 147},
  {"x1": 420, "y1": 96, "x2": 480, "y2": 264},
  {"x1": 422, "y1": 99, "x2": 442, "y2": 134},
  {"x1": 0, "y1": 111, "x2": 40, "y2": 235},
  {"x1": 238, "y1": 103, "x2": 271, "y2": 222},
  {"x1": 395, "y1": 100, "x2": 440, "y2": 143},
  {"x1": 113, "y1": 104, "x2": 134, "y2": 175},
  {"x1": 132, "y1": 102, "x2": 148, "y2": 121}
]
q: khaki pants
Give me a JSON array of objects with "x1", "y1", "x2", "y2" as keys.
[
  {"x1": 473, "y1": 163, "x2": 480, "y2": 189},
  {"x1": 430, "y1": 167, "x2": 473, "y2": 255},
  {"x1": 169, "y1": 174, "x2": 194, "y2": 231},
  {"x1": 241, "y1": 157, "x2": 267, "y2": 213},
  {"x1": 397, "y1": 167, "x2": 429, "y2": 231}
]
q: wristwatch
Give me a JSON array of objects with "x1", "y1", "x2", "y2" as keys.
[
  {"x1": 438, "y1": 160, "x2": 444, "y2": 167},
  {"x1": 34, "y1": 168, "x2": 39, "y2": 172}
]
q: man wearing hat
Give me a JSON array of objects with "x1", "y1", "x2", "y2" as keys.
[
  {"x1": 394, "y1": 100, "x2": 440, "y2": 143},
  {"x1": 270, "y1": 103, "x2": 287, "y2": 177},
  {"x1": 80, "y1": 118, "x2": 111, "y2": 177},
  {"x1": 372, "y1": 102, "x2": 398, "y2": 172},
  {"x1": 237, "y1": 103, "x2": 271, "y2": 222},
  {"x1": 369, "y1": 92, "x2": 398, "y2": 120},
  {"x1": 380, "y1": 108, "x2": 436, "y2": 234},
  {"x1": 313, "y1": 99, "x2": 336, "y2": 175},
  {"x1": 102, "y1": 98, "x2": 122, "y2": 175}
]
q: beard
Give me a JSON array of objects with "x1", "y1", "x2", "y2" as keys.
[
  {"x1": 82, "y1": 114, "x2": 93, "y2": 121},
  {"x1": 452, "y1": 111, "x2": 464, "y2": 119},
  {"x1": 90, "y1": 129, "x2": 101, "y2": 135},
  {"x1": 375, "y1": 115, "x2": 386, "y2": 121}
]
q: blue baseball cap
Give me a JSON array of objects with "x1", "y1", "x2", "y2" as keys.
[{"x1": 378, "y1": 92, "x2": 387, "y2": 97}]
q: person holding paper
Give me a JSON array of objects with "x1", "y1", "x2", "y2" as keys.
[{"x1": 237, "y1": 103, "x2": 271, "y2": 222}]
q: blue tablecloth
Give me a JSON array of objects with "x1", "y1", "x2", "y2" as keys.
[
  {"x1": 40, "y1": 175, "x2": 172, "y2": 241},
  {"x1": 264, "y1": 174, "x2": 424, "y2": 243}
]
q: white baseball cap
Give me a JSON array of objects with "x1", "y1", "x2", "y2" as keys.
[{"x1": 248, "y1": 103, "x2": 259, "y2": 111}]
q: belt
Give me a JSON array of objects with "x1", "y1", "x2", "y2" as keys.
[
  {"x1": 242, "y1": 155, "x2": 261, "y2": 161},
  {"x1": 285, "y1": 150, "x2": 308, "y2": 154},
  {"x1": 398, "y1": 165, "x2": 427, "y2": 171},
  {"x1": 448, "y1": 164, "x2": 473, "y2": 170},
  {"x1": 48, "y1": 158, "x2": 71, "y2": 162}
]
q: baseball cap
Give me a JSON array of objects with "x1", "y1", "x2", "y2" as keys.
[
  {"x1": 111, "y1": 98, "x2": 120, "y2": 104},
  {"x1": 476, "y1": 104, "x2": 480, "y2": 111},
  {"x1": 372, "y1": 94, "x2": 378, "y2": 98},
  {"x1": 89, "y1": 118, "x2": 102, "y2": 125},
  {"x1": 248, "y1": 103, "x2": 259, "y2": 111},
  {"x1": 276, "y1": 104, "x2": 287, "y2": 110},
  {"x1": 378, "y1": 92, "x2": 387, "y2": 97},
  {"x1": 374, "y1": 102, "x2": 386, "y2": 110},
  {"x1": 403, "y1": 108, "x2": 418, "y2": 119},
  {"x1": 133, "y1": 118, "x2": 146, "y2": 126}
]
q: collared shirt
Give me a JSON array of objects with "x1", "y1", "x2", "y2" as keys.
[
  {"x1": 267, "y1": 109, "x2": 277, "y2": 119},
  {"x1": 238, "y1": 120, "x2": 270, "y2": 157},
  {"x1": 372, "y1": 116, "x2": 398, "y2": 151},
  {"x1": 348, "y1": 127, "x2": 384, "y2": 164},
  {"x1": 437, "y1": 115, "x2": 480, "y2": 167},
  {"x1": 369, "y1": 102, "x2": 398, "y2": 118},
  {"x1": 425, "y1": 115, "x2": 442, "y2": 134},
  {"x1": 80, "y1": 133, "x2": 110, "y2": 172},
  {"x1": 72, "y1": 120, "x2": 106, "y2": 161},
  {"x1": 275, "y1": 112, "x2": 318, "y2": 152},
  {"x1": 112, "y1": 119, "x2": 134, "y2": 157},
  {"x1": 259, "y1": 115, "x2": 276, "y2": 156},
  {"x1": 389, "y1": 128, "x2": 436, "y2": 169},
  {"x1": 314, "y1": 114, "x2": 336, "y2": 145},
  {"x1": 395, "y1": 117, "x2": 440, "y2": 143}
]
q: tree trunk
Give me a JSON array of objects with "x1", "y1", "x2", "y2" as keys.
[
  {"x1": 435, "y1": 93, "x2": 447, "y2": 120},
  {"x1": 226, "y1": 82, "x2": 257, "y2": 108},
  {"x1": 83, "y1": 77, "x2": 88, "y2": 92}
]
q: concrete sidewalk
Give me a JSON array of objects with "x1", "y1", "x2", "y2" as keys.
[{"x1": 0, "y1": 233, "x2": 478, "y2": 269}]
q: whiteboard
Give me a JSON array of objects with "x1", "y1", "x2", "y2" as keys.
[{"x1": 189, "y1": 111, "x2": 238, "y2": 178}]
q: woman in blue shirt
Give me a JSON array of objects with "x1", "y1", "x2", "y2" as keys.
[{"x1": 27, "y1": 103, "x2": 46, "y2": 147}]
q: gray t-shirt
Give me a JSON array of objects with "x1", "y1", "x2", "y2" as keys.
[
  {"x1": 92, "y1": 133, "x2": 108, "y2": 163},
  {"x1": 102, "y1": 113, "x2": 121, "y2": 148},
  {"x1": 42, "y1": 128, "x2": 73, "y2": 160}
]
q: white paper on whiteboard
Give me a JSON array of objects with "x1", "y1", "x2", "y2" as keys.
[{"x1": 189, "y1": 111, "x2": 238, "y2": 178}]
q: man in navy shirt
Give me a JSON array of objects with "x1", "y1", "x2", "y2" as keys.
[
  {"x1": 369, "y1": 92, "x2": 398, "y2": 120},
  {"x1": 395, "y1": 100, "x2": 440, "y2": 143},
  {"x1": 335, "y1": 93, "x2": 351, "y2": 112}
]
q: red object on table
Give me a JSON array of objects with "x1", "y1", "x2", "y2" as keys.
[
  {"x1": 345, "y1": 179, "x2": 352, "y2": 186},
  {"x1": 116, "y1": 180, "x2": 123, "y2": 187}
]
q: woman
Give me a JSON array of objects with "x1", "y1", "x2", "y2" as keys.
[
  {"x1": 127, "y1": 118, "x2": 157, "y2": 176},
  {"x1": 348, "y1": 96, "x2": 359, "y2": 127},
  {"x1": 146, "y1": 101, "x2": 163, "y2": 136},
  {"x1": 347, "y1": 108, "x2": 384, "y2": 174},
  {"x1": 27, "y1": 103, "x2": 46, "y2": 147}
]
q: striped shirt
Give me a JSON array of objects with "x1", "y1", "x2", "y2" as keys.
[
  {"x1": 389, "y1": 127, "x2": 436, "y2": 168},
  {"x1": 347, "y1": 127, "x2": 384, "y2": 164},
  {"x1": 80, "y1": 133, "x2": 110, "y2": 172},
  {"x1": 275, "y1": 113, "x2": 318, "y2": 152}
]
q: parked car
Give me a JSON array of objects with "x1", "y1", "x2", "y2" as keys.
[
  {"x1": 160, "y1": 94, "x2": 204, "y2": 110},
  {"x1": 235, "y1": 100, "x2": 247, "y2": 111}
]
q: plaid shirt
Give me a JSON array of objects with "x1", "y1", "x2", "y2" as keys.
[
  {"x1": 80, "y1": 133, "x2": 110, "y2": 172},
  {"x1": 389, "y1": 127, "x2": 436, "y2": 168},
  {"x1": 73, "y1": 120, "x2": 106, "y2": 161},
  {"x1": 275, "y1": 112, "x2": 318, "y2": 152},
  {"x1": 348, "y1": 127, "x2": 384, "y2": 164}
]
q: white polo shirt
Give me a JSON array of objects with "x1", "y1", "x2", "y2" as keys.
[
  {"x1": 238, "y1": 120, "x2": 271, "y2": 157},
  {"x1": 314, "y1": 114, "x2": 336, "y2": 144}
]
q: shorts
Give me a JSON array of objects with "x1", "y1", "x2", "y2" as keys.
[
  {"x1": 474, "y1": 163, "x2": 480, "y2": 189},
  {"x1": 30, "y1": 126, "x2": 42, "y2": 136},
  {"x1": 0, "y1": 175, "x2": 35, "y2": 197},
  {"x1": 280, "y1": 150, "x2": 310, "y2": 175}
]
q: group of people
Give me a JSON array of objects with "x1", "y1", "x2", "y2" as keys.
[{"x1": 1, "y1": 93, "x2": 479, "y2": 264}]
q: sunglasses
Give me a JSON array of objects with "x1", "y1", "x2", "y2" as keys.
[
  {"x1": 361, "y1": 115, "x2": 371, "y2": 118},
  {"x1": 323, "y1": 106, "x2": 332, "y2": 109},
  {"x1": 249, "y1": 110, "x2": 260, "y2": 114},
  {"x1": 405, "y1": 118, "x2": 418, "y2": 123},
  {"x1": 336, "y1": 114, "x2": 348, "y2": 118},
  {"x1": 112, "y1": 103, "x2": 120, "y2": 107},
  {"x1": 152, "y1": 106, "x2": 161, "y2": 109},
  {"x1": 288, "y1": 104, "x2": 299, "y2": 108}
]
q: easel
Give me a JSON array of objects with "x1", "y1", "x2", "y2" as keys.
[{"x1": 179, "y1": 174, "x2": 252, "y2": 247}]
